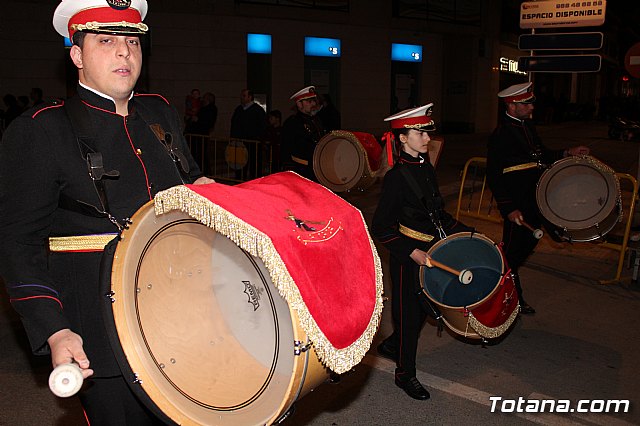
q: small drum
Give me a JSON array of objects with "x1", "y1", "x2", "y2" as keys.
[
  {"x1": 106, "y1": 201, "x2": 328, "y2": 425},
  {"x1": 420, "y1": 232, "x2": 519, "y2": 340},
  {"x1": 536, "y1": 156, "x2": 622, "y2": 242},
  {"x1": 313, "y1": 130, "x2": 382, "y2": 192}
]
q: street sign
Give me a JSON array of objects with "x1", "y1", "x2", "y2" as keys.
[
  {"x1": 625, "y1": 42, "x2": 640, "y2": 78},
  {"x1": 518, "y1": 55, "x2": 601, "y2": 72},
  {"x1": 520, "y1": 0, "x2": 606, "y2": 29},
  {"x1": 518, "y1": 32, "x2": 603, "y2": 50}
]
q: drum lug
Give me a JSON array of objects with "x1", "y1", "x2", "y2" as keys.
[
  {"x1": 132, "y1": 373, "x2": 143, "y2": 385},
  {"x1": 293, "y1": 340, "x2": 312, "y2": 356},
  {"x1": 105, "y1": 291, "x2": 116, "y2": 303}
]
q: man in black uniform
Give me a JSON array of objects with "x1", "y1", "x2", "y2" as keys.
[
  {"x1": 486, "y1": 82, "x2": 589, "y2": 314},
  {"x1": 372, "y1": 104, "x2": 471, "y2": 401},
  {"x1": 0, "y1": 1, "x2": 213, "y2": 424},
  {"x1": 280, "y1": 85, "x2": 326, "y2": 180}
]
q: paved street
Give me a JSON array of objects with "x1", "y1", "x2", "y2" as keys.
[{"x1": 1, "y1": 120, "x2": 639, "y2": 425}]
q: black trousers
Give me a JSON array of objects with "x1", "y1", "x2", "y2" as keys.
[
  {"x1": 501, "y1": 218, "x2": 540, "y2": 302},
  {"x1": 386, "y1": 257, "x2": 427, "y2": 380},
  {"x1": 79, "y1": 376, "x2": 166, "y2": 425}
]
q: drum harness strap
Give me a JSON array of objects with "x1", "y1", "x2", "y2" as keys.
[{"x1": 60, "y1": 97, "x2": 193, "y2": 235}]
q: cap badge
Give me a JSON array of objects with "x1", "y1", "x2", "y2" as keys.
[{"x1": 106, "y1": 0, "x2": 132, "y2": 10}]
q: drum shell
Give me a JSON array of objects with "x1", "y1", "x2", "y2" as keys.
[
  {"x1": 536, "y1": 156, "x2": 621, "y2": 242},
  {"x1": 104, "y1": 201, "x2": 328, "y2": 426},
  {"x1": 313, "y1": 130, "x2": 381, "y2": 192},
  {"x1": 419, "y1": 232, "x2": 518, "y2": 340}
]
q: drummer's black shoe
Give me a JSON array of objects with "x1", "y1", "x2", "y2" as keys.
[
  {"x1": 376, "y1": 340, "x2": 396, "y2": 361},
  {"x1": 520, "y1": 303, "x2": 536, "y2": 315},
  {"x1": 395, "y1": 376, "x2": 431, "y2": 400}
]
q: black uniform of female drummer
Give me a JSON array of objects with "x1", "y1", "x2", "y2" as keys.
[{"x1": 372, "y1": 104, "x2": 470, "y2": 401}]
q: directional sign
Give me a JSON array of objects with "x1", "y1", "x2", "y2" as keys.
[
  {"x1": 625, "y1": 42, "x2": 640, "y2": 78},
  {"x1": 518, "y1": 55, "x2": 601, "y2": 73},
  {"x1": 520, "y1": 0, "x2": 606, "y2": 29},
  {"x1": 518, "y1": 32, "x2": 603, "y2": 51}
]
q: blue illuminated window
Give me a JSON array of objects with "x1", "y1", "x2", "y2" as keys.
[
  {"x1": 64, "y1": 37, "x2": 72, "y2": 47},
  {"x1": 304, "y1": 37, "x2": 341, "y2": 57},
  {"x1": 247, "y1": 33, "x2": 272, "y2": 54},
  {"x1": 391, "y1": 43, "x2": 423, "y2": 62}
]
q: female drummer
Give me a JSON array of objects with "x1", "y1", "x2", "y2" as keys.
[{"x1": 372, "y1": 104, "x2": 471, "y2": 401}]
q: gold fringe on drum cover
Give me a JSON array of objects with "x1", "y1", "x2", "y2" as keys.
[
  {"x1": 153, "y1": 185, "x2": 384, "y2": 374},
  {"x1": 467, "y1": 305, "x2": 520, "y2": 339}
]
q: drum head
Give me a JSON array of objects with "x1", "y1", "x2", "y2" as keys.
[
  {"x1": 421, "y1": 233, "x2": 504, "y2": 308},
  {"x1": 537, "y1": 157, "x2": 619, "y2": 238},
  {"x1": 313, "y1": 131, "x2": 368, "y2": 192},
  {"x1": 109, "y1": 202, "x2": 312, "y2": 425}
]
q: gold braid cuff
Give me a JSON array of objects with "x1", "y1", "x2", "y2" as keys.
[
  {"x1": 398, "y1": 224, "x2": 434, "y2": 242},
  {"x1": 502, "y1": 162, "x2": 538, "y2": 174},
  {"x1": 49, "y1": 233, "x2": 118, "y2": 252},
  {"x1": 467, "y1": 304, "x2": 520, "y2": 339},
  {"x1": 153, "y1": 185, "x2": 384, "y2": 374}
]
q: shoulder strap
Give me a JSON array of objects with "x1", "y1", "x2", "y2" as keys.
[{"x1": 63, "y1": 97, "x2": 126, "y2": 231}]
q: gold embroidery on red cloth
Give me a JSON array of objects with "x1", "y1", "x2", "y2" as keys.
[{"x1": 284, "y1": 209, "x2": 343, "y2": 244}]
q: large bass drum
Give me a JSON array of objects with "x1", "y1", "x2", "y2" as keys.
[
  {"x1": 313, "y1": 130, "x2": 382, "y2": 192},
  {"x1": 104, "y1": 201, "x2": 328, "y2": 425},
  {"x1": 536, "y1": 156, "x2": 622, "y2": 242},
  {"x1": 419, "y1": 232, "x2": 519, "y2": 340}
]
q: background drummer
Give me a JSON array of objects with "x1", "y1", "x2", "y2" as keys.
[
  {"x1": 0, "y1": 0, "x2": 212, "y2": 423},
  {"x1": 372, "y1": 104, "x2": 472, "y2": 401},
  {"x1": 280, "y1": 85, "x2": 327, "y2": 179},
  {"x1": 486, "y1": 82, "x2": 589, "y2": 315}
]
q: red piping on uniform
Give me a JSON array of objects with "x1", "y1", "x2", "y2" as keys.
[
  {"x1": 134, "y1": 92, "x2": 170, "y2": 105},
  {"x1": 82, "y1": 101, "x2": 153, "y2": 200},
  {"x1": 83, "y1": 408, "x2": 90, "y2": 425},
  {"x1": 398, "y1": 264, "x2": 404, "y2": 370},
  {"x1": 11, "y1": 295, "x2": 63, "y2": 310},
  {"x1": 32, "y1": 103, "x2": 64, "y2": 119}
]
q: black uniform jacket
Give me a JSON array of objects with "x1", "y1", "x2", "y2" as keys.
[
  {"x1": 486, "y1": 113, "x2": 563, "y2": 219},
  {"x1": 0, "y1": 85, "x2": 202, "y2": 374},
  {"x1": 280, "y1": 111, "x2": 326, "y2": 179},
  {"x1": 372, "y1": 151, "x2": 465, "y2": 263}
]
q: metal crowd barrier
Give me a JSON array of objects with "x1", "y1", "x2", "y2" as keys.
[
  {"x1": 184, "y1": 134, "x2": 274, "y2": 183},
  {"x1": 454, "y1": 157, "x2": 638, "y2": 284}
]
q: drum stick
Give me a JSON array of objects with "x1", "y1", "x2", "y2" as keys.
[
  {"x1": 49, "y1": 363, "x2": 84, "y2": 398},
  {"x1": 427, "y1": 259, "x2": 473, "y2": 284},
  {"x1": 517, "y1": 219, "x2": 544, "y2": 240}
]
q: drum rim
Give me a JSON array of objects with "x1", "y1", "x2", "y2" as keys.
[
  {"x1": 536, "y1": 156, "x2": 621, "y2": 240},
  {"x1": 108, "y1": 201, "x2": 324, "y2": 425},
  {"x1": 313, "y1": 130, "x2": 373, "y2": 192},
  {"x1": 419, "y1": 232, "x2": 505, "y2": 310}
]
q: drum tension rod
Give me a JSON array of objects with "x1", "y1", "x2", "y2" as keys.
[{"x1": 294, "y1": 340, "x2": 312, "y2": 356}]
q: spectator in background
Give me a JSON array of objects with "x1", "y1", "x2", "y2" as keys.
[
  {"x1": 2, "y1": 94, "x2": 22, "y2": 127},
  {"x1": 316, "y1": 93, "x2": 341, "y2": 131},
  {"x1": 184, "y1": 88, "x2": 201, "y2": 132},
  {"x1": 17, "y1": 96, "x2": 30, "y2": 112},
  {"x1": 262, "y1": 109, "x2": 282, "y2": 173},
  {"x1": 191, "y1": 92, "x2": 217, "y2": 136},
  {"x1": 230, "y1": 88, "x2": 266, "y2": 179}
]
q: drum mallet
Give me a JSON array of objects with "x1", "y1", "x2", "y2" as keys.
[
  {"x1": 49, "y1": 363, "x2": 84, "y2": 398},
  {"x1": 516, "y1": 218, "x2": 544, "y2": 240},
  {"x1": 426, "y1": 257, "x2": 473, "y2": 284}
]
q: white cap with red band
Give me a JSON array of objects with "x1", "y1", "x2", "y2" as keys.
[
  {"x1": 498, "y1": 82, "x2": 536, "y2": 104},
  {"x1": 53, "y1": 0, "x2": 149, "y2": 39},
  {"x1": 384, "y1": 103, "x2": 436, "y2": 131},
  {"x1": 290, "y1": 86, "x2": 317, "y2": 102}
]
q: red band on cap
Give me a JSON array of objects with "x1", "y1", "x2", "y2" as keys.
[
  {"x1": 294, "y1": 93, "x2": 317, "y2": 102},
  {"x1": 504, "y1": 92, "x2": 535, "y2": 103},
  {"x1": 68, "y1": 7, "x2": 142, "y2": 38},
  {"x1": 390, "y1": 116, "x2": 434, "y2": 129}
]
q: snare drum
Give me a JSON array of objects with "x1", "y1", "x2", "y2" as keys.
[
  {"x1": 420, "y1": 232, "x2": 519, "y2": 340},
  {"x1": 313, "y1": 130, "x2": 382, "y2": 192},
  {"x1": 106, "y1": 202, "x2": 328, "y2": 425},
  {"x1": 536, "y1": 156, "x2": 622, "y2": 242}
]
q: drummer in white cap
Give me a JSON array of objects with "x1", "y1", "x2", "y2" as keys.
[
  {"x1": 372, "y1": 104, "x2": 472, "y2": 401},
  {"x1": 486, "y1": 82, "x2": 589, "y2": 315},
  {"x1": 0, "y1": 1, "x2": 212, "y2": 424},
  {"x1": 280, "y1": 85, "x2": 326, "y2": 179}
]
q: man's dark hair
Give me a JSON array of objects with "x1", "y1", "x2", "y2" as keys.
[{"x1": 72, "y1": 31, "x2": 87, "y2": 48}]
